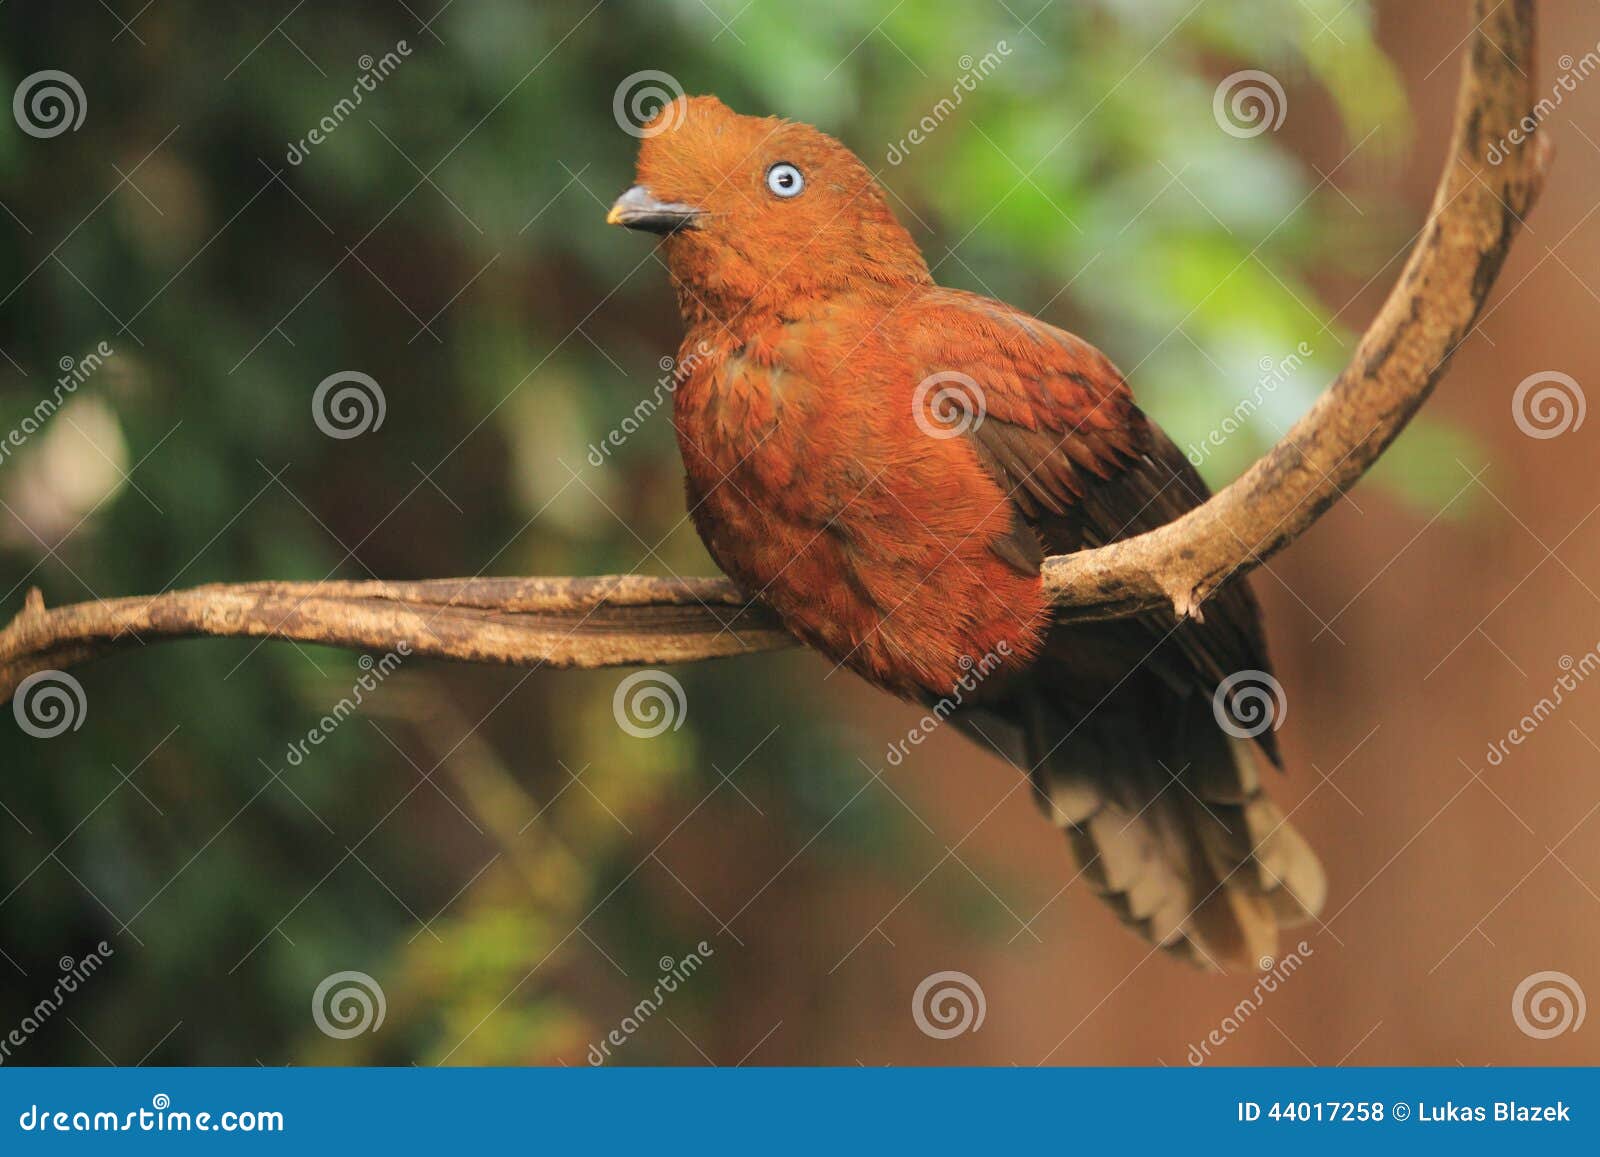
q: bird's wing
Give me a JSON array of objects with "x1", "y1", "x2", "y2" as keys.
[
  {"x1": 900, "y1": 286, "x2": 1321, "y2": 970},
  {"x1": 900, "y1": 286, "x2": 1278, "y2": 731}
]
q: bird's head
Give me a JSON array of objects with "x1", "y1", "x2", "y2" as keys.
[{"x1": 608, "y1": 95, "x2": 930, "y2": 324}]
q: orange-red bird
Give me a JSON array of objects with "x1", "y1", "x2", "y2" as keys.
[{"x1": 609, "y1": 95, "x2": 1324, "y2": 970}]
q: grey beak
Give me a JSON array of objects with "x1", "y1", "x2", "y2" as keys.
[{"x1": 606, "y1": 185, "x2": 703, "y2": 235}]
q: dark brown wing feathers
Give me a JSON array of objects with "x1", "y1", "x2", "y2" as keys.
[{"x1": 926, "y1": 290, "x2": 1321, "y2": 968}]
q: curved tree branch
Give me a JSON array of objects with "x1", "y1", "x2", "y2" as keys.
[
  {"x1": 1042, "y1": 0, "x2": 1550, "y2": 620},
  {"x1": 0, "y1": 0, "x2": 1552, "y2": 704}
]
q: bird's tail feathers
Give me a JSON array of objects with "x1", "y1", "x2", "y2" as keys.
[{"x1": 1023, "y1": 690, "x2": 1325, "y2": 972}]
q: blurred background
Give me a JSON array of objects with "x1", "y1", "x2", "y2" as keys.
[{"x1": 1, "y1": 0, "x2": 1596, "y2": 1066}]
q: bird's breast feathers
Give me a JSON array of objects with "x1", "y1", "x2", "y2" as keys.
[{"x1": 671, "y1": 294, "x2": 1066, "y2": 699}]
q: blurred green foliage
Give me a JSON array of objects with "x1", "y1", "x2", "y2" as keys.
[{"x1": 0, "y1": 0, "x2": 1430, "y2": 1064}]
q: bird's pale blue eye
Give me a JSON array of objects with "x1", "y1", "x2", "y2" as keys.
[{"x1": 766, "y1": 162, "x2": 804, "y2": 199}]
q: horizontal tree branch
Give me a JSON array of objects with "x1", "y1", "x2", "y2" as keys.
[
  {"x1": 0, "y1": 578, "x2": 791, "y2": 702},
  {"x1": 0, "y1": 0, "x2": 1551, "y2": 705}
]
